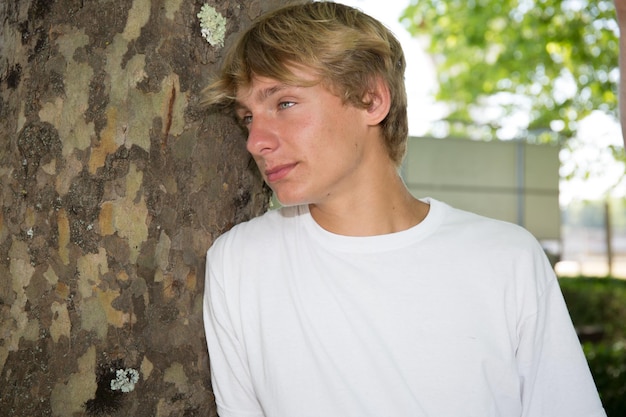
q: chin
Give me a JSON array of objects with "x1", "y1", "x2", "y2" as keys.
[
  {"x1": 273, "y1": 196, "x2": 304, "y2": 208},
  {"x1": 271, "y1": 189, "x2": 310, "y2": 208}
]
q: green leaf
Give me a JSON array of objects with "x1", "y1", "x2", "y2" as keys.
[{"x1": 402, "y1": 0, "x2": 619, "y2": 142}]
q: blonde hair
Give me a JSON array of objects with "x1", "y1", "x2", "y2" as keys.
[{"x1": 203, "y1": 1, "x2": 408, "y2": 165}]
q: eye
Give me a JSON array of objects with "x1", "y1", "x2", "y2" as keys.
[
  {"x1": 236, "y1": 112, "x2": 252, "y2": 127},
  {"x1": 234, "y1": 105, "x2": 252, "y2": 126},
  {"x1": 278, "y1": 101, "x2": 295, "y2": 110}
]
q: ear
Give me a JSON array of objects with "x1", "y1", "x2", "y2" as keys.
[{"x1": 363, "y1": 76, "x2": 391, "y2": 126}]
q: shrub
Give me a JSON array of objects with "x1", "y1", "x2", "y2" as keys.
[{"x1": 559, "y1": 277, "x2": 626, "y2": 417}]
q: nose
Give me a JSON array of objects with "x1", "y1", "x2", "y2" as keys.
[{"x1": 245, "y1": 117, "x2": 277, "y2": 156}]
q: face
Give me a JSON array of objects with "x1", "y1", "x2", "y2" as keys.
[{"x1": 235, "y1": 68, "x2": 377, "y2": 207}]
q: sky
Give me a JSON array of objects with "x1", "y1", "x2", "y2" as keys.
[{"x1": 337, "y1": 0, "x2": 626, "y2": 204}]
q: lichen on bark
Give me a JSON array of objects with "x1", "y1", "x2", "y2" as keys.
[{"x1": 0, "y1": 0, "x2": 290, "y2": 415}]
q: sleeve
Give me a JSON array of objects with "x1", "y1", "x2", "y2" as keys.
[
  {"x1": 515, "y1": 246, "x2": 606, "y2": 417},
  {"x1": 203, "y1": 243, "x2": 265, "y2": 417}
]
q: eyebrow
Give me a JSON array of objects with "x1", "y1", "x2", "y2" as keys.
[
  {"x1": 257, "y1": 84, "x2": 288, "y2": 102},
  {"x1": 235, "y1": 83, "x2": 290, "y2": 111}
]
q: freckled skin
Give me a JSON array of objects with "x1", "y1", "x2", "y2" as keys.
[
  {"x1": 236, "y1": 67, "x2": 429, "y2": 236},
  {"x1": 238, "y1": 73, "x2": 371, "y2": 208}
]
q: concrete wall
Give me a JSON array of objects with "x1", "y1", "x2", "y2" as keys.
[{"x1": 403, "y1": 137, "x2": 561, "y2": 242}]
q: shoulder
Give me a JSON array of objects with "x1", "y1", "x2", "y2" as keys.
[
  {"x1": 208, "y1": 205, "x2": 301, "y2": 259},
  {"x1": 430, "y1": 199, "x2": 549, "y2": 271},
  {"x1": 435, "y1": 199, "x2": 538, "y2": 247},
  {"x1": 432, "y1": 199, "x2": 556, "y2": 294}
]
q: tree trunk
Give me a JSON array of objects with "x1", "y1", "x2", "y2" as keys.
[{"x1": 0, "y1": 0, "x2": 281, "y2": 415}]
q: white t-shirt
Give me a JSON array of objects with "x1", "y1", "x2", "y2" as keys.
[{"x1": 204, "y1": 199, "x2": 605, "y2": 417}]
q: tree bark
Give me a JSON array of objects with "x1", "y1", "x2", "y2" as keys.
[{"x1": 0, "y1": 0, "x2": 281, "y2": 415}]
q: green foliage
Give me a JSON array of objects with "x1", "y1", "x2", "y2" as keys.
[
  {"x1": 559, "y1": 277, "x2": 626, "y2": 416},
  {"x1": 562, "y1": 198, "x2": 626, "y2": 230},
  {"x1": 562, "y1": 200, "x2": 602, "y2": 228},
  {"x1": 583, "y1": 342, "x2": 626, "y2": 416},
  {"x1": 401, "y1": 0, "x2": 619, "y2": 142},
  {"x1": 560, "y1": 277, "x2": 626, "y2": 340},
  {"x1": 610, "y1": 198, "x2": 626, "y2": 229}
]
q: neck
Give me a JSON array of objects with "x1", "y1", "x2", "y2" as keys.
[{"x1": 308, "y1": 167, "x2": 429, "y2": 237}]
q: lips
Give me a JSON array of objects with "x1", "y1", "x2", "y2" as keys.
[{"x1": 264, "y1": 163, "x2": 297, "y2": 182}]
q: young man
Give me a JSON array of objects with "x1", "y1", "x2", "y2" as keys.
[{"x1": 202, "y1": 2, "x2": 606, "y2": 416}]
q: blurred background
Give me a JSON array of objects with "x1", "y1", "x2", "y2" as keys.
[
  {"x1": 337, "y1": 0, "x2": 625, "y2": 279},
  {"x1": 337, "y1": 0, "x2": 626, "y2": 414}
]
